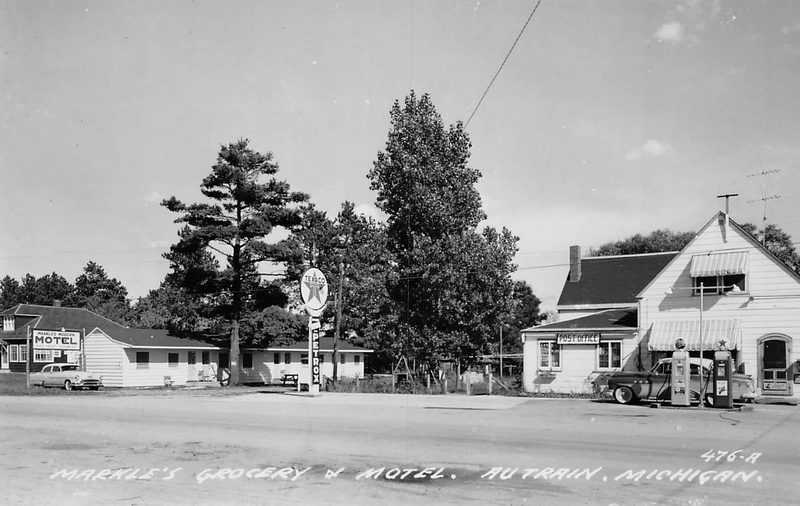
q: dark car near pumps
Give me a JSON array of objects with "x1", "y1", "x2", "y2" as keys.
[{"x1": 596, "y1": 358, "x2": 754, "y2": 405}]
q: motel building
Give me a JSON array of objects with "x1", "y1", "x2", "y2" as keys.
[
  {"x1": 1, "y1": 303, "x2": 372, "y2": 388},
  {"x1": 522, "y1": 212, "x2": 800, "y2": 401},
  {"x1": 239, "y1": 337, "x2": 372, "y2": 385}
]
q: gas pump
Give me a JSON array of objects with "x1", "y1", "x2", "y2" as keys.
[
  {"x1": 671, "y1": 338, "x2": 691, "y2": 407},
  {"x1": 713, "y1": 350, "x2": 733, "y2": 409}
]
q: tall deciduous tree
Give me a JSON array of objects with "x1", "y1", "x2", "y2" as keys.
[
  {"x1": 0, "y1": 276, "x2": 21, "y2": 309},
  {"x1": 741, "y1": 222, "x2": 800, "y2": 274},
  {"x1": 367, "y1": 91, "x2": 518, "y2": 369},
  {"x1": 590, "y1": 229, "x2": 695, "y2": 256},
  {"x1": 162, "y1": 139, "x2": 308, "y2": 386}
]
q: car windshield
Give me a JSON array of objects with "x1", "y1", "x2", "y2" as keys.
[{"x1": 61, "y1": 365, "x2": 79, "y2": 371}]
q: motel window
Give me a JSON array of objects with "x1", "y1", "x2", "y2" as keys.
[
  {"x1": 340, "y1": 354, "x2": 345, "y2": 364},
  {"x1": 284, "y1": 352, "x2": 291, "y2": 365},
  {"x1": 9, "y1": 344, "x2": 19, "y2": 362},
  {"x1": 354, "y1": 354, "x2": 361, "y2": 364},
  {"x1": 300, "y1": 353, "x2": 308, "y2": 365},
  {"x1": 242, "y1": 353, "x2": 253, "y2": 369},
  {"x1": 273, "y1": 353, "x2": 280, "y2": 365},
  {"x1": 597, "y1": 342, "x2": 621, "y2": 370},
  {"x1": 188, "y1": 351, "x2": 196, "y2": 365},
  {"x1": 539, "y1": 341, "x2": 561, "y2": 370},
  {"x1": 168, "y1": 353, "x2": 179, "y2": 368},
  {"x1": 202, "y1": 351, "x2": 210, "y2": 365},
  {"x1": 3, "y1": 316, "x2": 14, "y2": 331},
  {"x1": 136, "y1": 352, "x2": 149, "y2": 369},
  {"x1": 34, "y1": 349, "x2": 55, "y2": 363},
  {"x1": 20, "y1": 345, "x2": 27, "y2": 362}
]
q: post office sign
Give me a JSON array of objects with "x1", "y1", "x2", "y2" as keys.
[{"x1": 556, "y1": 333, "x2": 600, "y2": 345}]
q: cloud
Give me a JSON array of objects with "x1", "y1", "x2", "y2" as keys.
[
  {"x1": 655, "y1": 22, "x2": 685, "y2": 43},
  {"x1": 144, "y1": 191, "x2": 164, "y2": 205},
  {"x1": 625, "y1": 140, "x2": 673, "y2": 161},
  {"x1": 782, "y1": 22, "x2": 800, "y2": 35}
]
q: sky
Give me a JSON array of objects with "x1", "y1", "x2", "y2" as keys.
[{"x1": 2, "y1": 0, "x2": 800, "y2": 310}]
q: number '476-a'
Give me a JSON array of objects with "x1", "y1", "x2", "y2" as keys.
[{"x1": 701, "y1": 449, "x2": 761, "y2": 464}]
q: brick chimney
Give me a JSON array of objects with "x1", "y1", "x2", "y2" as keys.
[{"x1": 569, "y1": 245, "x2": 582, "y2": 283}]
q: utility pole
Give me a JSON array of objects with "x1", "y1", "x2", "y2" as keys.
[{"x1": 747, "y1": 169, "x2": 781, "y2": 245}]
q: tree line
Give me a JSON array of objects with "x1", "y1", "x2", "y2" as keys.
[{"x1": 1, "y1": 91, "x2": 542, "y2": 385}]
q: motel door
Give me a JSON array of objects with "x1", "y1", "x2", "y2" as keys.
[
  {"x1": 1, "y1": 344, "x2": 7, "y2": 370},
  {"x1": 759, "y1": 336, "x2": 793, "y2": 396}
]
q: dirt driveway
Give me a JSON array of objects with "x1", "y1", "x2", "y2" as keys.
[{"x1": 1, "y1": 390, "x2": 796, "y2": 505}]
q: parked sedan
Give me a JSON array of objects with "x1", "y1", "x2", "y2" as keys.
[
  {"x1": 597, "y1": 358, "x2": 753, "y2": 405},
  {"x1": 31, "y1": 363, "x2": 103, "y2": 391}
]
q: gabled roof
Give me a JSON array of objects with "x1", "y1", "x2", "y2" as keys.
[
  {"x1": 523, "y1": 308, "x2": 637, "y2": 333},
  {"x1": 93, "y1": 327, "x2": 219, "y2": 349},
  {"x1": 558, "y1": 252, "x2": 678, "y2": 307},
  {"x1": 635, "y1": 212, "x2": 800, "y2": 298},
  {"x1": 0, "y1": 304, "x2": 126, "y2": 339}
]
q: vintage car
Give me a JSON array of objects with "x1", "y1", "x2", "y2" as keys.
[
  {"x1": 598, "y1": 358, "x2": 754, "y2": 405},
  {"x1": 30, "y1": 363, "x2": 103, "y2": 390}
]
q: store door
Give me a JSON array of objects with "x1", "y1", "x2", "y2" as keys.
[{"x1": 759, "y1": 336, "x2": 793, "y2": 396}]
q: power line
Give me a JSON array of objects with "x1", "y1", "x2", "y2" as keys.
[{"x1": 465, "y1": 0, "x2": 544, "y2": 126}]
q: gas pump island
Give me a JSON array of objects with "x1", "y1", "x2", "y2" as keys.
[
  {"x1": 671, "y1": 338, "x2": 734, "y2": 408},
  {"x1": 300, "y1": 268, "x2": 329, "y2": 395}
]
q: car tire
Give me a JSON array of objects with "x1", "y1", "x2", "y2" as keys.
[
  {"x1": 89, "y1": 386, "x2": 100, "y2": 391},
  {"x1": 64, "y1": 380, "x2": 73, "y2": 391},
  {"x1": 613, "y1": 386, "x2": 637, "y2": 405}
]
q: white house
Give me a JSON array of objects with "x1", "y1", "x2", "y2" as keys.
[
  {"x1": 239, "y1": 337, "x2": 372, "y2": 385},
  {"x1": 84, "y1": 327, "x2": 221, "y2": 388},
  {"x1": 637, "y1": 212, "x2": 800, "y2": 399},
  {"x1": 522, "y1": 212, "x2": 800, "y2": 400},
  {"x1": 522, "y1": 250, "x2": 675, "y2": 394}
]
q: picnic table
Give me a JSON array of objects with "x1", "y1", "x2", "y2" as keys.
[{"x1": 280, "y1": 373, "x2": 299, "y2": 387}]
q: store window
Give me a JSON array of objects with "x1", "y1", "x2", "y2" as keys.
[
  {"x1": 273, "y1": 353, "x2": 280, "y2": 365},
  {"x1": 242, "y1": 353, "x2": 253, "y2": 369},
  {"x1": 284, "y1": 352, "x2": 291, "y2": 365},
  {"x1": 168, "y1": 353, "x2": 179, "y2": 368},
  {"x1": 340, "y1": 354, "x2": 345, "y2": 364},
  {"x1": 597, "y1": 342, "x2": 621, "y2": 370},
  {"x1": 9, "y1": 344, "x2": 19, "y2": 362},
  {"x1": 202, "y1": 351, "x2": 210, "y2": 365},
  {"x1": 354, "y1": 354, "x2": 361, "y2": 364},
  {"x1": 20, "y1": 345, "x2": 27, "y2": 363},
  {"x1": 136, "y1": 352, "x2": 149, "y2": 369},
  {"x1": 188, "y1": 351, "x2": 196, "y2": 365},
  {"x1": 539, "y1": 341, "x2": 561, "y2": 370}
]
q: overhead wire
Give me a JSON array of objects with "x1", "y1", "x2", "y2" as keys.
[{"x1": 465, "y1": 0, "x2": 544, "y2": 126}]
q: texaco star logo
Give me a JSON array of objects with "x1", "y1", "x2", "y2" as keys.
[{"x1": 300, "y1": 267, "x2": 328, "y2": 314}]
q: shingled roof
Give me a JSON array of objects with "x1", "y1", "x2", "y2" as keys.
[
  {"x1": 93, "y1": 327, "x2": 218, "y2": 349},
  {"x1": 557, "y1": 252, "x2": 677, "y2": 307},
  {"x1": 0, "y1": 304, "x2": 126, "y2": 340},
  {"x1": 524, "y1": 308, "x2": 638, "y2": 332}
]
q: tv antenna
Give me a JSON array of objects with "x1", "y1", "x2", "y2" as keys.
[
  {"x1": 716, "y1": 193, "x2": 738, "y2": 214},
  {"x1": 746, "y1": 169, "x2": 781, "y2": 244}
]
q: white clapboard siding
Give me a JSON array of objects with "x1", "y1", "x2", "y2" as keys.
[
  {"x1": 239, "y1": 350, "x2": 366, "y2": 384},
  {"x1": 84, "y1": 330, "x2": 126, "y2": 387},
  {"x1": 120, "y1": 349, "x2": 218, "y2": 387},
  {"x1": 522, "y1": 335, "x2": 635, "y2": 394},
  {"x1": 639, "y1": 218, "x2": 800, "y2": 376}
]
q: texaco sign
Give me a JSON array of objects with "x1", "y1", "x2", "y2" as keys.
[{"x1": 300, "y1": 267, "x2": 328, "y2": 316}]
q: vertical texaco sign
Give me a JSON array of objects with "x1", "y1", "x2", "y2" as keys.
[{"x1": 300, "y1": 268, "x2": 328, "y2": 390}]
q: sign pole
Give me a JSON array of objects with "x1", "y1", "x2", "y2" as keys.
[
  {"x1": 300, "y1": 267, "x2": 328, "y2": 397},
  {"x1": 25, "y1": 326, "x2": 30, "y2": 389}
]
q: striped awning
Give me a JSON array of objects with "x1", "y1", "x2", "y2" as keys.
[
  {"x1": 647, "y1": 319, "x2": 741, "y2": 351},
  {"x1": 690, "y1": 251, "x2": 749, "y2": 277}
]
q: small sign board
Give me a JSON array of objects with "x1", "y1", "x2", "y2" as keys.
[
  {"x1": 300, "y1": 268, "x2": 328, "y2": 316},
  {"x1": 32, "y1": 329, "x2": 81, "y2": 350},
  {"x1": 556, "y1": 333, "x2": 600, "y2": 345}
]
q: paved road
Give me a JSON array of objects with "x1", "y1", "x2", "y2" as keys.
[{"x1": 1, "y1": 392, "x2": 797, "y2": 505}]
